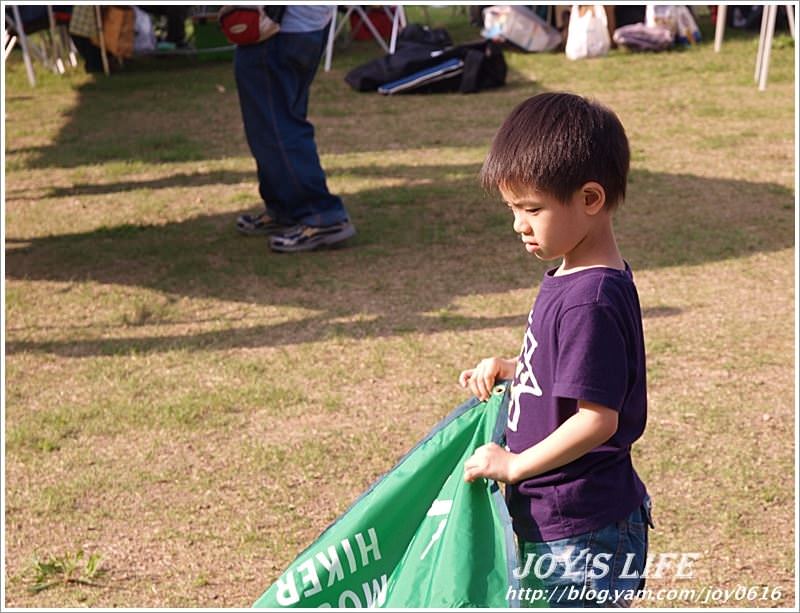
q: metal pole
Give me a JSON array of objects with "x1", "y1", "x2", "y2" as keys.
[
  {"x1": 755, "y1": 5, "x2": 769, "y2": 82},
  {"x1": 94, "y1": 5, "x2": 110, "y2": 76},
  {"x1": 11, "y1": 5, "x2": 36, "y2": 86},
  {"x1": 758, "y1": 4, "x2": 778, "y2": 91},
  {"x1": 47, "y1": 5, "x2": 65, "y2": 74},
  {"x1": 324, "y1": 5, "x2": 336, "y2": 71},
  {"x1": 4, "y1": 33, "x2": 18, "y2": 63},
  {"x1": 389, "y1": 7, "x2": 400, "y2": 53},
  {"x1": 714, "y1": 5, "x2": 727, "y2": 52},
  {"x1": 352, "y1": 6, "x2": 389, "y2": 53}
]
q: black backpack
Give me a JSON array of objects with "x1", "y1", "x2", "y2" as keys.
[{"x1": 345, "y1": 25, "x2": 506, "y2": 95}]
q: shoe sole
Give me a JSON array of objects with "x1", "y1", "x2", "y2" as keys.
[{"x1": 269, "y1": 225, "x2": 356, "y2": 253}]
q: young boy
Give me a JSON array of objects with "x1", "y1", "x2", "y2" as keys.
[{"x1": 460, "y1": 93, "x2": 652, "y2": 607}]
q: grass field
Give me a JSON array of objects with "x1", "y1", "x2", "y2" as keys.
[{"x1": 3, "y1": 6, "x2": 796, "y2": 608}]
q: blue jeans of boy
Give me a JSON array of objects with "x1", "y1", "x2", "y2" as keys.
[
  {"x1": 234, "y1": 29, "x2": 349, "y2": 227},
  {"x1": 517, "y1": 497, "x2": 652, "y2": 608}
]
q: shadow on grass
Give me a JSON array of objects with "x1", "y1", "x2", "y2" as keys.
[
  {"x1": 5, "y1": 163, "x2": 794, "y2": 357},
  {"x1": 5, "y1": 161, "x2": 478, "y2": 200},
  {"x1": 1, "y1": 305, "x2": 689, "y2": 357},
  {"x1": 13, "y1": 66, "x2": 537, "y2": 169},
  {"x1": 5, "y1": 169, "x2": 257, "y2": 200},
  {"x1": 6, "y1": 9, "x2": 536, "y2": 171}
]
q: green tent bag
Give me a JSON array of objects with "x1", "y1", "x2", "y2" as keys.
[{"x1": 254, "y1": 383, "x2": 525, "y2": 608}]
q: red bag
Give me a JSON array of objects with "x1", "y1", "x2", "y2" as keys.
[{"x1": 218, "y1": 6, "x2": 283, "y2": 45}]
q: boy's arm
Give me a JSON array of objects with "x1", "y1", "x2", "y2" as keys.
[{"x1": 463, "y1": 400, "x2": 618, "y2": 484}]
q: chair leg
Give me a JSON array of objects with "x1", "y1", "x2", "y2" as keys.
[
  {"x1": 755, "y1": 5, "x2": 769, "y2": 82},
  {"x1": 388, "y1": 6, "x2": 403, "y2": 53},
  {"x1": 47, "y1": 6, "x2": 66, "y2": 73},
  {"x1": 352, "y1": 6, "x2": 389, "y2": 53},
  {"x1": 324, "y1": 6, "x2": 336, "y2": 71},
  {"x1": 757, "y1": 4, "x2": 778, "y2": 91},
  {"x1": 94, "y1": 5, "x2": 110, "y2": 76},
  {"x1": 9, "y1": 5, "x2": 36, "y2": 85},
  {"x1": 59, "y1": 25, "x2": 78, "y2": 67},
  {"x1": 333, "y1": 6, "x2": 356, "y2": 49},
  {"x1": 4, "y1": 30, "x2": 18, "y2": 62}
]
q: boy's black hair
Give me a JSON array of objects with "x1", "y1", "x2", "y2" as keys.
[{"x1": 480, "y1": 92, "x2": 630, "y2": 210}]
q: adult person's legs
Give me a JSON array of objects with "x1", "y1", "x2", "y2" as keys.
[
  {"x1": 234, "y1": 29, "x2": 354, "y2": 252},
  {"x1": 71, "y1": 35, "x2": 104, "y2": 73}
]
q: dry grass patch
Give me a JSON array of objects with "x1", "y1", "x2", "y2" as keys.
[{"x1": 4, "y1": 9, "x2": 795, "y2": 608}]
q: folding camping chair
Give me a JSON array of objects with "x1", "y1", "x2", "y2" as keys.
[
  {"x1": 324, "y1": 5, "x2": 407, "y2": 71},
  {"x1": 4, "y1": 4, "x2": 77, "y2": 86}
]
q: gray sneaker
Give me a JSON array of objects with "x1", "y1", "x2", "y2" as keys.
[
  {"x1": 236, "y1": 212, "x2": 291, "y2": 236},
  {"x1": 269, "y1": 221, "x2": 356, "y2": 253}
]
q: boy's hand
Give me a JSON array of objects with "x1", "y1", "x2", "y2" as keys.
[
  {"x1": 464, "y1": 442, "x2": 519, "y2": 484},
  {"x1": 458, "y1": 357, "x2": 515, "y2": 401}
]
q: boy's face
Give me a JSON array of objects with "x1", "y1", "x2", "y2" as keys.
[{"x1": 500, "y1": 185, "x2": 591, "y2": 262}]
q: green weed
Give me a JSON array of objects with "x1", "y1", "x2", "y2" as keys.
[{"x1": 29, "y1": 550, "x2": 106, "y2": 593}]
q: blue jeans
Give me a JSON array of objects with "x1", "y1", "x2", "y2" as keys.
[
  {"x1": 516, "y1": 497, "x2": 653, "y2": 608},
  {"x1": 234, "y1": 30, "x2": 349, "y2": 227}
]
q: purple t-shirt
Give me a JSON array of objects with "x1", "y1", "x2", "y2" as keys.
[{"x1": 506, "y1": 263, "x2": 648, "y2": 542}]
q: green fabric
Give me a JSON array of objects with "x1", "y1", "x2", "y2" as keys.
[{"x1": 253, "y1": 383, "x2": 530, "y2": 608}]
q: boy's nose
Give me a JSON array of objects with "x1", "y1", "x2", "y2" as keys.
[{"x1": 512, "y1": 211, "x2": 530, "y2": 235}]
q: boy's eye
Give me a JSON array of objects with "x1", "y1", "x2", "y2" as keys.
[{"x1": 504, "y1": 202, "x2": 540, "y2": 214}]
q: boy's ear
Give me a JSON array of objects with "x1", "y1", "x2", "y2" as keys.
[{"x1": 581, "y1": 182, "x2": 606, "y2": 215}]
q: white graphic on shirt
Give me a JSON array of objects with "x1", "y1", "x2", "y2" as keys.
[{"x1": 508, "y1": 325, "x2": 542, "y2": 432}]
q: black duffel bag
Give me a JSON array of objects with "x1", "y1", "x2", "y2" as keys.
[{"x1": 345, "y1": 25, "x2": 506, "y2": 94}]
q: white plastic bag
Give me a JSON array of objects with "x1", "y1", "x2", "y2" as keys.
[
  {"x1": 481, "y1": 5, "x2": 561, "y2": 52},
  {"x1": 565, "y1": 4, "x2": 611, "y2": 60}
]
